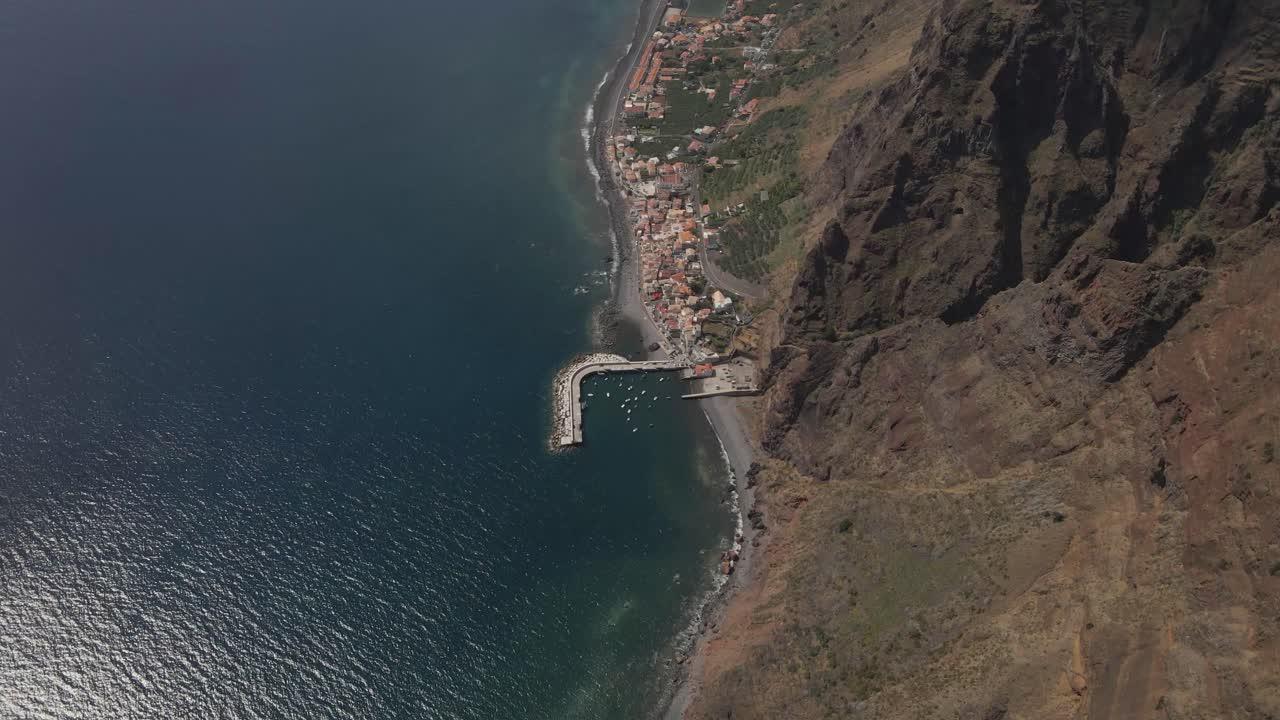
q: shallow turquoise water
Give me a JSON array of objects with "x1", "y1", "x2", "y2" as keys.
[{"x1": 0, "y1": 1, "x2": 734, "y2": 717}]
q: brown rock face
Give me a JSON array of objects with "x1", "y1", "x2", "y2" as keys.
[
  {"x1": 689, "y1": 0, "x2": 1280, "y2": 718},
  {"x1": 790, "y1": 0, "x2": 1279, "y2": 345}
]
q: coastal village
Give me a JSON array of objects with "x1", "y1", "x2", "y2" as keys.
[
  {"x1": 605, "y1": 0, "x2": 780, "y2": 361},
  {"x1": 547, "y1": 0, "x2": 782, "y2": 446},
  {"x1": 552, "y1": 1, "x2": 779, "y2": 455},
  {"x1": 540, "y1": 0, "x2": 790, "y2": 594}
]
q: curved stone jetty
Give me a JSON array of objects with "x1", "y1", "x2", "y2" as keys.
[{"x1": 552, "y1": 353, "x2": 689, "y2": 447}]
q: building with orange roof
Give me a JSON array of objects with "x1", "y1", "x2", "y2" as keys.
[{"x1": 629, "y1": 41, "x2": 655, "y2": 91}]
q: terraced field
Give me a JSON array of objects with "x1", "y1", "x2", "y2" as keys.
[{"x1": 712, "y1": 174, "x2": 802, "y2": 281}]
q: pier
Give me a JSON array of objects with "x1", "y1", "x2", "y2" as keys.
[{"x1": 552, "y1": 353, "x2": 691, "y2": 446}]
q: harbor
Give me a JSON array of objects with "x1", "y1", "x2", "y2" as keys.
[{"x1": 551, "y1": 353, "x2": 758, "y2": 446}]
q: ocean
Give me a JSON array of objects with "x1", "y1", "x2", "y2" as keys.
[{"x1": 0, "y1": 1, "x2": 734, "y2": 718}]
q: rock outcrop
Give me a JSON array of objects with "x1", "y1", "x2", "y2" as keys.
[{"x1": 688, "y1": 0, "x2": 1280, "y2": 717}]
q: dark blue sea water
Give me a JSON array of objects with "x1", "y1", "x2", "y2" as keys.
[{"x1": 0, "y1": 1, "x2": 734, "y2": 718}]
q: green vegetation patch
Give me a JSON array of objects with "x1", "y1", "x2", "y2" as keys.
[
  {"x1": 704, "y1": 141, "x2": 798, "y2": 201},
  {"x1": 657, "y1": 74, "x2": 735, "y2": 134},
  {"x1": 746, "y1": 75, "x2": 783, "y2": 100},
  {"x1": 777, "y1": 48, "x2": 839, "y2": 89},
  {"x1": 700, "y1": 319, "x2": 735, "y2": 353},
  {"x1": 632, "y1": 136, "x2": 685, "y2": 159},
  {"x1": 686, "y1": 0, "x2": 727, "y2": 17},
  {"x1": 744, "y1": 0, "x2": 785, "y2": 15},
  {"x1": 713, "y1": 172, "x2": 803, "y2": 281},
  {"x1": 703, "y1": 105, "x2": 806, "y2": 206}
]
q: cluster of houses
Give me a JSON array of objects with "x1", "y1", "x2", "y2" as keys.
[
  {"x1": 606, "y1": 3, "x2": 780, "y2": 359},
  {"x1": 627, "y1": 180, "x2": 731, "y2": 355},
  {"x1": 621, "y1": 4, "x2": 778, "y2": 124}
]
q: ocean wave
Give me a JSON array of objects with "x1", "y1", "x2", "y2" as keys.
[
  {"x1": 580, "y1": 65, "x2": 622, "y2": 286},
  {"x1": 581, "y1": 72, "x2": 609, "y2": 194},
  {"x1": 581, "y1": 68, "x2": 611, "y2": 157}
]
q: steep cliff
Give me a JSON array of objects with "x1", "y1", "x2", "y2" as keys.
[{"x1": 690, "y1": 0, "x2": 1280, "y2": 717}]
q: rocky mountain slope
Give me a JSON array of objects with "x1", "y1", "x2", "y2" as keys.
[{"x1": 689, "y1": 0, "x2": 1280, "y2": 717}]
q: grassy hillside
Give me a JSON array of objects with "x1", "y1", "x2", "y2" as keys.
[{"x1": 703, "y1": 0, "x2": 929, "y2": 290}]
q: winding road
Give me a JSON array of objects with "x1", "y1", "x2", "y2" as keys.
[{"x1": 691, "y1": 176, "x2": 767, "y2": 299}]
